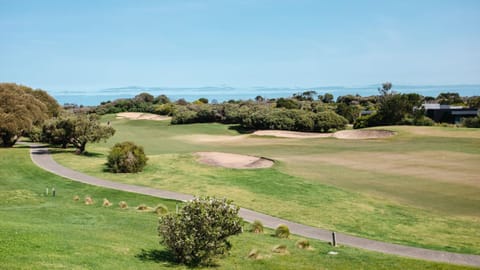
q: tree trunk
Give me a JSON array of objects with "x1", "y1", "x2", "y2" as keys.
[{"x1": 76, "y1": 142, "x2": 87, "y2": 154}]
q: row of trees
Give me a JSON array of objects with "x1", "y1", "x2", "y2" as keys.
[
  {"x1": 0, "y1": 83, "x2": 115, "y2": 153},
  {"x1": 92, "y1": 83, "x2": 479, "y2": 130}
]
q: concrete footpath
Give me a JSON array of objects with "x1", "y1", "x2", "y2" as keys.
[{"x1": 28, "y1": 145, "x2": 480, "y2": 267}]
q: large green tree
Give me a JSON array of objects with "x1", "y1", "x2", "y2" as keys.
[
  {"x1": 70, "y1": 114, "x2": 115, "y2": 154},
  {"x1": 42, "y1": 113, "x2": 115, "y2": 154},
  {"x1": 0, "y1": 83, "x2": 50, "y2": 147}
]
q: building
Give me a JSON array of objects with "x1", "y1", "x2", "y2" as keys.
[{"x1": 422, "y1": 104, "x2": 479, "y2": 124}]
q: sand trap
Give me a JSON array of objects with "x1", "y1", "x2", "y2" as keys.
[
  {"x1": 196, "y1": 152, "x2": 274, "y2": 169},
  {"x1": 253, "y1": 129, "x2": 395, "y2": 139},
  {"x1": 116, "y1": 112, "x2": 171, "y2": 121},
  {"x1": 253, "y1": 130, "x2": 332, "y2": 138},
  {"x1": 333, "y1": 130, "x2": 396, "y2": 139}
]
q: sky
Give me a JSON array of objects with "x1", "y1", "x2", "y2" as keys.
[{"x1": 1, "y1": 0, "x2": 480, "y2": 91}]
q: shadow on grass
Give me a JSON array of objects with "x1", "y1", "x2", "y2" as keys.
[
  {"x1": 136, "y1": 249, "x2": 221, "y2": 268},
  {"x1": 228, "y1": 125, "x2": 254, "y2": 134},
  {"x1": 136, "y1": 249, "x2": 179, "y2": 266}
]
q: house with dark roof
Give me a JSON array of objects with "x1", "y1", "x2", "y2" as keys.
[{"x1": 422, "y1": 104, "x2": 478, "y2": 124}]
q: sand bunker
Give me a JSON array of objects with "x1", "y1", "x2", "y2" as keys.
[
  {"x1": 116, "y1": 112, "x2": 171, "y2": 121},
  {"x1": 253, "y1": 129, "x2": 395, "y2": 139},
  {"x1": 253, "y1": 130, "x2": 332, "y2": 138},
  {"x1": 333, "y1": 130, "x2": 396, "y2": 139},
  {"x1": 196, "y1": 152, "x2": 274, "y2": 169}
]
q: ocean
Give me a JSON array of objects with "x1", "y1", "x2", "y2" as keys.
[{"x1": 50, "y1": 85, "x2": 480, "y2": 106}]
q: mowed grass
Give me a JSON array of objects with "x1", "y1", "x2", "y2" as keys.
[
  {"x1": 2, "y1": 148, "x2": 476, "y2": 269},
  {"x1": 51, "y1": 117, "x2": 480, "y2": 254}
]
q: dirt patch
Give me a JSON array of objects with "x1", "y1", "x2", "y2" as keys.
[
  {"x1": 333, "y1": 130, "x2": 395, "y2": 139},
  {"x1": 253, "y1": 129, "x2": 395, "y2": 139},
  {"x1": 116, "y1": 112, "x2": 171, "y2": 121},
  {"x1": 196, "y1": 152, "x2": 274, "y2": 169}
]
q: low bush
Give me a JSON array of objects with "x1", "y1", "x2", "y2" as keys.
[
  {"x1": 118, "y1": 201, "x2": 128, "y2": 209},
  {"x1": 271, "y1": 244, "x2": 289, "y2": 254},
  {"x1": 154, "y1": 204, "x2": 169, "y2": 215},
  {"x1": 136, "y1": 204, "x2": 149, "y2": 211},
  {"x1": 84, "y1": 196, "x2": 94, "y2": 205},
  {"x1": 275, "y1": 224, "x2": 290, "y2": 238},
  {"x1": 296, "y1": 239, "x2": 313, "y2": 250},
  {"x1": 250, "y1": 220, "x2": 264, "y2": 234},
  {"x1": 107, "y1": 141, "x2": 148, "y2": 173},
  {"x1": 462, "y1": 116, "x2": 480, "y2": 128},
  {"x1": 102, "y1": 198, "x2": 112, "y2": 207},
  {"x1": 158, "y1": 197, "x2": 243, "y2": 266}
]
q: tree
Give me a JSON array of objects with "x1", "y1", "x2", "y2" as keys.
[
  {"x1": 70, "y1": 114, "x2": 115, "y2": 154},
  {"x1": 134, "y1": 92, "x2": 154, "y2": 103},
  {"x1": 322, "y1": 93, "x2": 334, "y2": 103},
  {"x1": 41, "y1": 114, "x2": 76, "y2": 148},
  {"x1": 0, "y1": 83, "x2": 49, "y2": 147},
  {"x1": 154, "y1": 94, "x2": 171, "y2": 104},
  {"x1": 158, "y1": 197, "x2": 243, "y2": 266},
  {"x1": 107, "y1": 141, "x2": 148, "y2": 173}
]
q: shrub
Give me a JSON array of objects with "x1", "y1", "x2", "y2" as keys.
[
  {"x1": 118, "y1": 201, "x2": 128, "y2": 209},
  {"x1": 107, "y1": 141, "x2": 148, "y2": 173},
  {"x1": 275, "y1": 224, "x2": 290, "y2": 238},
  {"x1": 296, "y1": 239, "x2": 313, "y2": 250},
  {"x1": 136, "y1": 204, "x2": 149, "y2": 211},
  {"x1": 247, "y1": 249, "x2": 261, "y2": 259},
  {"x1": 314, "y1": 111, "x2": 348, "y2": 132},
  {"x1": 154, "y1": 204, "x2": 169, "y2": 215},
  {"x1": 462, "y1": 116, "x2": 480, "y2": 128},
  {"x1": 250, "y1": 220, "x2": 264, "y2": 234},
  {"x1": 158, "y1": 197, "x2": 243, "y2": 266},
  {"x1": 102, "y1": 198, "x2": 112, "y2": 207},
  {"x1": 271, "y1": 244, "x2": 289, "y2": 254},
  {"x1": 84, "y1": 196, "x2": 94, "y2": 205}
]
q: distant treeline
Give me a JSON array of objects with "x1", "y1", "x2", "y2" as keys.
[{"x1": 92, "y1": 83, "x2": 480, "y2": 131}]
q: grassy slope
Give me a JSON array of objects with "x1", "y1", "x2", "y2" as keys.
[
  {"x1": 51, "y1": 117, "x2": 480, "y2": 254},
  {"x1": 1, "y1": 148, "x2": 475, "y2": 269}
]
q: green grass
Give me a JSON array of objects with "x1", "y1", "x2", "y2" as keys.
[
  {"x1": 0, "y1": 147, "x2": 476, "y2": 269},
  {"x1": 51, "y1": 118, "x2": 480, "y2": 255}
]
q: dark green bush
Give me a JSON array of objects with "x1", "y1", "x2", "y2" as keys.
[
  {"x1": 158, "y1": 197, "x2": 243, "y2": 266},
  {"x1": 462, "y1": 116, "x2": 480, "y2": 128},
  {"x1": 275, "y1": 224, "x2": 290, "y2": 238},
  {"x1": 107, "y1": 141, "x2": 148, "y2": 173}
]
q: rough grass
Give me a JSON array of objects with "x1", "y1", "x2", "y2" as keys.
[
  {"x1": 50, "y1": 118, "x2": 480, "y2": 254},
  {"x1": 1, "y1": 147, "x2": 475, "y2": 269}
]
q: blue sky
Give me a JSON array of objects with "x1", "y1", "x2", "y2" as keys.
[{"x1": 1, "y1": 0, "x2": 479, "y2": 91}]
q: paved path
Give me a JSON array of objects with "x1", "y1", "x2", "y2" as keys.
[{"x1": 28, "y1": 145, "x2": 480, "y2": 267}]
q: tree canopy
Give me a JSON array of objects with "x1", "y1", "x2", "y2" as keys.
[{"x1": 0, "y1": 83, "x2": 54, "y2": 147}]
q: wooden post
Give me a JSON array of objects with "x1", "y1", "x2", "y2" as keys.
[
  {"x1": 332, "y1": 231, "x2": 337, "y2": 247},
  {"x1": 52, "y1": 187, "x2": 56, "y2": 197},
  {"x1": 46, "y1": 188, "x2": 49, "y2": 196}
]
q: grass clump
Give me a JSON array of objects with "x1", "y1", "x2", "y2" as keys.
[
  {"x1": 275, "y1": 224, "x2": 290, "y2": 239},
  {"x1": 247, "y1": 249, "x2": 262, "y2": 260},
  {"x1": 73, "y1": 195, "x2": 80, "y2": 202},
  {"x1": 250, "y1": 220, "x2": 264, "y2": 234},
  {"x1": 296, "y1": 239, "x2": 314, "y2": 250},
  {"x1": 118, "y1": 201, "x2": 128, "y2": 209},
  {"x1": 136, "y1": 204, "x2": 149, "y2": 211},
  {"x1": 271, "y1": 244, "x2": 289, "y2": 254},
  {"x1": 154, "y1": 204, "x2": 168, "y2": 215},
  {"x1": 84, "y1": 196, "x2": 94, "y2": 205},
  {"x1": 102, "y1": 198, "x2": 112, "y2": 207}
]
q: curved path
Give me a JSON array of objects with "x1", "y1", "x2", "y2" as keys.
[{"x1": 28, "y1": 145, "x2": 480, "y2": 267}]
